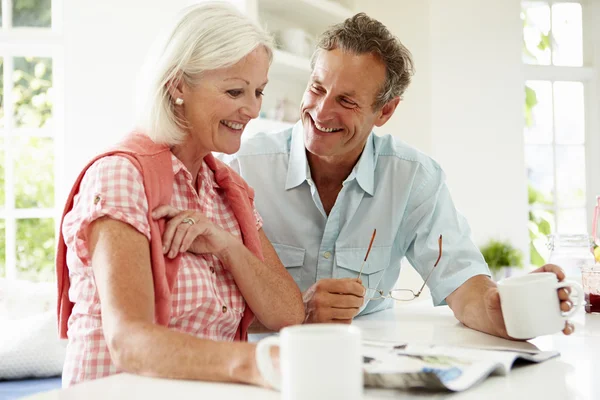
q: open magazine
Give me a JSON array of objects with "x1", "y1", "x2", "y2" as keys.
[{"x1": 362, "y1": 343, "x2": 559, "y2": 392}]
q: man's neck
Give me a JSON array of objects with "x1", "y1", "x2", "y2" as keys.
[{"x1": 306, "y1": 151, "x2": 359, "y2": 189}]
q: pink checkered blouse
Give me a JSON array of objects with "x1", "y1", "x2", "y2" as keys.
[{"x1": 61, "y1": 154, "x2": 262, "y2": 387}]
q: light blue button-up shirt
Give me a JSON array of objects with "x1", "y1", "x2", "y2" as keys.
[{"x1": 222, "y1": 121, "x2": 490, "y2": 315}]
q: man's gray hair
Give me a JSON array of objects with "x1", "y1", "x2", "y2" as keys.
[
  {"x1": 135, "y1": 2, "x2": 274, "y2": 145},
  {"x1": 311, "y1": 13, "x2": 414, "y2": 110}
]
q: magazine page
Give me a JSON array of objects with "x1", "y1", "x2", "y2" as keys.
[{"x1": 362, "y1": 343, "x2": 559, "y2": 392}]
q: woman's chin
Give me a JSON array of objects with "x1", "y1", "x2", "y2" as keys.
[{"x1": 217, "y1": 140, "x2": 242, "y2": 155}]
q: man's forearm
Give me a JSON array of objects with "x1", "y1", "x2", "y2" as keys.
[{"x1": 445, "y1": 274, "x2": 504, "y2": 337}]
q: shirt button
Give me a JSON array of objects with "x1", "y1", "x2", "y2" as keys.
[
  {"x1": 222, "y1": 305, "x2": 227, "y2": 313},
  {"x1": 210, "y1": 267, "x2": 215, "y2": 274},
  {"x1": 323, "y1": 251, "x2": 332, "y2": 259},
  {"x1": 93, "y1": 195, "x2": 101, "y2": 204}
]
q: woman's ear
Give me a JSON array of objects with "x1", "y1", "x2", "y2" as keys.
[{"x1": 166, "y1": 77, "x2": 185, "y2": 104}]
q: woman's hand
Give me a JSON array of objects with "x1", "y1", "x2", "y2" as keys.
[{"x1": 152, "y1": 205, "x2": 234, "y2": 259}]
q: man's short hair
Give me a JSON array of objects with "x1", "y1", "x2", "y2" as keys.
[{"x1": 311, "y1": 13, "x2": 415, "y2": 110}]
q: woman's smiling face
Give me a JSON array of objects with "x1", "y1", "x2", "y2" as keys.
[{"x1": 178, "y1": 46, "x2": 270, "y2": 155}]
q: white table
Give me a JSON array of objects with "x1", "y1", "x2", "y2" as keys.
[{"x1": 26, "y1": 300, "x2": 600, "y2": 400}]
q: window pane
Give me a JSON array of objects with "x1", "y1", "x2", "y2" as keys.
[
  {"x1": 0, "y1": 137, "x2": 4, "y2": 208},
  {"x1": 522, "y1": 2, "x2": 551, "y2": 65},
  {"x1": 0, "y1": 219, "x2": 5, "y2": 278},
  {"x1": 12, "y1": 0, "x2": 51, "y2": 28},
  {"x1": 525, "y1": 81, "x2": 553, "y2": 144},
  {"x1": 554, "y1": 81, "x2": 584, "y2": 145},
  {"x1": 16, "y1": 218, "x2": 55, "y2": 282},
  {"x1": 552, "y1": 3, "x2": 583, "y2": 67},
  {"x1": 529, "y1": 208, "x2": 555, "y2": 265},
  {"x1": 14, "y1": 137, "x2": 54, "y2": 208},
  {"x1": 0, "y1": 57, "x2": 4, "y2": 128},
  {"x1": 557, "y1": 208, "x2": 587, "y2": 234},
  {"x1": 556, "y1": 145, "x2": 586, "y2": 208},
  {"x1": 525, "y1": 144, "x2": 554, "y2": 202},
  {"x1": 13, "y1": 56, "x2": 53, "y2": 128}
]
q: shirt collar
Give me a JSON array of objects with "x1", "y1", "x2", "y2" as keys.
[
  {"x1": 353, "y1": 132, "x2": 375, "y2": 196},
  {"x1": 285, "y1": 121, "x2": 310, "y2": 190},
  {"x1": 285, "y1": 121, "x2": 375, "y2": 196},
  {"x1": 171, "y1": 153, "x2": 220, "y2": 189}
]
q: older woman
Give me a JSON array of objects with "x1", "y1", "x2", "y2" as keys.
[{"x1": 56, "y1": 2, "x2": 304, "y2": 388}]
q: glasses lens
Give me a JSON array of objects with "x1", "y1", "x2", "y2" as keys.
[
  {"x1": 390, "y1": 289, "x2": 415, "y2": 301},
  {"x1": 365, "y1": 288, "x2": 383, "y2": 300}
]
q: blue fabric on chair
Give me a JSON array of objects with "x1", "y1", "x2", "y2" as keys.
[{"x1": 0, "y1": 377, "x2": 61, "y2": 400}]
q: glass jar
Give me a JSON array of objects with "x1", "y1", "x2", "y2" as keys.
[{"x1": 547, "y1": 234, "x2": 596, "y2": 280}]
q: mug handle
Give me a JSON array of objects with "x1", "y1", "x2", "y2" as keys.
[
  {"x1": 555, "y1": 280, "x2": 584, "y2": 319},
  {"x1": 255, "y1": 336, "x2": 281, "y2": 391}
]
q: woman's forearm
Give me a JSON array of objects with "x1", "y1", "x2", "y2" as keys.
[
  {"x1": 106, "y1": 319, "x2": 261, "y2": 384},
  {"x1": 89, "y1": 218, "x2": 268, "y2": 385},
  {"x1": 218, "y1": 238, "x2": 305, "y2": 330}
]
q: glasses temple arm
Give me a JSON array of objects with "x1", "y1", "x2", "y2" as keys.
[
  {"x1": 415, "y1": 266, "x2": 435, "y2": 296},
  {"x1": 416, "y1": 234, "x2": 443, "y2": 296}
]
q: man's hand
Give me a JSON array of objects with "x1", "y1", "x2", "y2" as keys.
[
  {"x1": 303, "y1": 278, "x2": 366, "y2": 324},
  {"x1": 447, "y1": 264, "x2": 576, "y2": 340},
  {"x1": 485, "y1": 264, "x2": 575, "y2": 338}
]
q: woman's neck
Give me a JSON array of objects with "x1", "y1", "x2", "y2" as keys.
[{"x1": 170, "y1": 135, "x2": 209, "y2": 187}]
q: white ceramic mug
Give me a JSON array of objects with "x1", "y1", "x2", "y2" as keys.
[
  {"x1": 255, "y1": 324, "x2": 363, "y2": 400},
  {"x1": 497, "y1": 272, "x2": 583, "y2": 339}
]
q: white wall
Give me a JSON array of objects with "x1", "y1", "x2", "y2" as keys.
[
  {"x1": 429, "y1": 0, "x2": 528, "y2": 253},
  {"x1": 358, "y1": 0, "x2": 433, "y2": 154},
  {"x1": 62, "y1": 0, "x2": 196, "y2": 199},
  {"x1": 356, "y1": 0, "x2": 528, "y2": 255}
]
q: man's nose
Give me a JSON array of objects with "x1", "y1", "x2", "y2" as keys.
[{"x1": 315, "y1": 94, "x2": 336, "y2": 121}]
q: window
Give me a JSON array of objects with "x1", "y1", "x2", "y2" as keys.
[
  {"x1": 0, "y1": 0, "x2": 63, "y2": 282},
  {"x1": 522, "y1": 0, "x2": 598, "y2": 264}
]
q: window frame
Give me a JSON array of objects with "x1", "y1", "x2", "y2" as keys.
[
  {"x1": 523, "y1": 0, "x2": 599, "y2": 237},
  {"x1": 0, "y1": 0, "x2": 64, "y2": 280}
]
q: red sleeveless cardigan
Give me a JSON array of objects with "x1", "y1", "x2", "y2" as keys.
[{"x1": 56, "y1": 132, "x2": 259, "y2": 341}]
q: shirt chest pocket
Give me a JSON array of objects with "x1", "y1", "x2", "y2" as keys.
[
  {"x1": 334, "y1": 246, "x2": 392, "y2": 290},
  {"x1": 272, "y1": 243, "x2": 305, "y2": 283}
]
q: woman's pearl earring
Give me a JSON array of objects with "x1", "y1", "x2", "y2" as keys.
[{"x1": 175, "y1": 98, "x2": 184, "y2": 106}]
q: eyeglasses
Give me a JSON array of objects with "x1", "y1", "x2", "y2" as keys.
[{"x1": 359, "y1": 232, "x2": 443, "y2": 302}]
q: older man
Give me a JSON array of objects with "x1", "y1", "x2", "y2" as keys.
[{"x1": 223, "y1": 13, "x2": 574, "y2": 339}]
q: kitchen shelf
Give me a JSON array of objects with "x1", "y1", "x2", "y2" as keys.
[
  {"x1": 270, "y1": 49, "x2": 311, "y2": 81},
  {"x1": 258, "y1": 0, "x2": 353, "y2": 33}
]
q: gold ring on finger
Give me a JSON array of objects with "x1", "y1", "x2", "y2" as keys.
[{"x1": 181, "y1": 217, "x2": 195, "y2": 225}]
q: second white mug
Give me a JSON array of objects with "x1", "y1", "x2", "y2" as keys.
[
  {"x1": 255, "y1": 324, "x2": 363, "y2": 400},
  {"x1": 497, "y1": 272, "x2": 583, "y2": 339}
]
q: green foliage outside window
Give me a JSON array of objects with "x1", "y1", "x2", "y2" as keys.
[
  {"x1": 0, "y1": 0, "x2": 55, "y2": 282},
  {"x1": 523, "y1": 6, "x2": 554, "y2": 267},
  {"x1": 12, "y1": 0, "x2": 52, "y2": 28},
  {"x1": 13, "y1": 56, "x2": 54, "y2": 128},
  {"x1": 0, "y1": 220, "x2": 5, "y2": 277},
  {"x1": 528, "y1": 185, "x2": 554, "y2": 266},
  {"x1": 16, "y1": 218, "x2": 55, "y2": 281}
]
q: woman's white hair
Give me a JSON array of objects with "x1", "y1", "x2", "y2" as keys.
[{"x1": 135, "y1": 2, "x2": 274, "y2": 145}]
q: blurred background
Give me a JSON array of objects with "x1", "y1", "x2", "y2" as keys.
[{"x1": 0, "y1": 0, "x2": 598, "y2": 284}]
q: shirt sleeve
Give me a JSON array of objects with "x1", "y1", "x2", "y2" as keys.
[
  {"x1": 62, "y1": 156, "x2": 151, "y2": 266},
  {"x1": 401, "y1": 167, "x2": 491, "y2": 306}
]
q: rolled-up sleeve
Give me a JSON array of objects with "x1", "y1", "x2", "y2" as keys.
[
  {"x1": 62, "y1": 156, "x2": 151, "y2": 266},
  {"x1": 401, "y1": 167, "x2": 490, "y2": 306}
]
